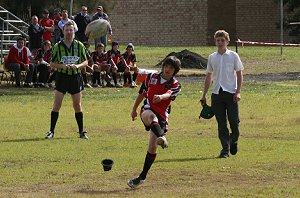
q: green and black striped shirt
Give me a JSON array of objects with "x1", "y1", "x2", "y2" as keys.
[{"x1": 52, "y1": 40, "x2": 87, "y2": 75}]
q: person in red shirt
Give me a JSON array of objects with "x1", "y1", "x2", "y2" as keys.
[
  {"x1": 39, "y1": 9, "x2": 54, "y2": 42},
  {"x1": 33, "y1": 40, "x2": 52, "y2": 87},
  {"x1": 106, "y1": 41, "x2": 122, "y2": 88},
  {"x1": 90, "y1": 43, "x2": 111, "y2": 87},
  {"x1": 6, "y1": 37, "x2": 35, "y2": 87},
  {"x1": 119, "y1": 43, "x2": 138, "y2": 88},
  {"x1": 128, "y1": 56, "x2": 181, "y2": 188}
]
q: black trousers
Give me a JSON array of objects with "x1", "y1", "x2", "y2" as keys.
[
  {"x1": 7, "y1": 63, "x2": 35, "y2": 85},
  {"x1": 211, "y1": 88, "x2": 240, "y2": 154}
]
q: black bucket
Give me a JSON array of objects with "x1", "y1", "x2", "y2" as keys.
[{"x1": 101, "y1": 159, "x2": 114, "y2": 171}]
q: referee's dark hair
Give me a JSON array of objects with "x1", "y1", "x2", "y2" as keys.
[{"x1": 162, "y1": 56, "x2": 181, "y2": 76}]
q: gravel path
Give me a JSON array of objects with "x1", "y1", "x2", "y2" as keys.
[{"x1": 177, "y1": 72, "x2": 300, "y2": 82}]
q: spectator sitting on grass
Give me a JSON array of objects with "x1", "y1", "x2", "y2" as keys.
[
  {"x1": 33, "y1": 40, "x2": 52, "y2": 88},
  {"x1": 120, "y1": 43, "x2": 138, "y2": 88},
  {"x1": 106, "y1": 41, "x2": 122, "y2": 88},
  {"x1": 6, "y1": 37, "x2": 35, "y2": 88},
  {"x1": 82, "y1": 41, "x2": 94, "y2": 88},
  {"x1": 90, "y1": 43, "x2": 111, "y2": 87}
]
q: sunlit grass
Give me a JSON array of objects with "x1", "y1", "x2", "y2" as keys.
[{"x1": 0, "y1": 79, "x2": 299, "y2": 197}]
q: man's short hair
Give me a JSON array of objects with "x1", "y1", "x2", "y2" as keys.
[
  {"x1": 214, "y1": 30, "x2": 230, "y2": 41},
  {"x1": 63, "y1": 21, "x2": 75, "y2": 30}
]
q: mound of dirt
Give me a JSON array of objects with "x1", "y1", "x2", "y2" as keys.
[{"x1": 156, "y1": 49, "x2": 207, "y2": 69}]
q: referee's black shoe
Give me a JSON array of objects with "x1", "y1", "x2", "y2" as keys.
[
  {"x1": 79, "y1": 131, "x2": 88, "y2": 139},
  {"x1": 45, "y1": 131, "x2": 54, "y2": 139}
]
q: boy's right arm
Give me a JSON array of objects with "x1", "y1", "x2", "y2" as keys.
[
  {"x1": 200, "y1": 72, "x2": 212, "y2": 105},
  {"x1": 131, "y1": 94, "x2": 144, "y2": 121}
]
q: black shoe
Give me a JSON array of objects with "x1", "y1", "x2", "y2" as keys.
[
  {"x1": 106, "y1": 82, "x2": 114, "y2": 87},
  {"x1": 79, "y1": 131, "x2": 88, "y2": 139},
  {"x1": 45, "y1": 131, "x2": 54, "y2": 139},
  {"x1": 230, "y1": 141, "x2": 238, "y2": 155},
  {"x1": 23, "y1": 83, "x2": 32, "y2": 88},
  {"x1": 127, "y1": 176, "x2": 145, "y2": 188},
  {"x1": 219, "y1": 152, "x2": 229, "y2": 158}
]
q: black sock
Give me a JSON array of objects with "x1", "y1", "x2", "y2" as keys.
[
  {"x1": 127, "y1": 72, "x2": 132, "y2": 83},
  {"x1": 150, "y1": 122, "x2": 164, "y2": 137},
  {"x1": 112, "y1": 73, "x2": 117, "y2": 85},
  {"x1": 133, "y1": 73, "x2": 137, "y2": 82},
  {"x1": 139, "y1": 152, "x2": 157, "y2": 180},
  {"x1": 75, "y1": 112, "x2": 83, "y2": 133},
  {"x1": 123, "y1": 73, "x2": 128, "y2": 84},
  {"x1": 82, "y1": 73, "x2": 88, "y2": 84},
  {"x1": 50, "y1": 111, "x2": 59, "y2": 132}
]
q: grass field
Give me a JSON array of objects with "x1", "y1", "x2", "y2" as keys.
[
  {"x1": 0, "y1": 46, "x2": 300, "y2": 197},
  {"x1": 133, "y1": 45, "x2": 300, "y2": 75}
]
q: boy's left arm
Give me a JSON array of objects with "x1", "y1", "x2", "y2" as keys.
[
  {"x1": 153, "y1": 82, "x2": 181, "y2": 103},
  {"x1": 234, "y1": 70, "x2": 243, "y2": 103}
]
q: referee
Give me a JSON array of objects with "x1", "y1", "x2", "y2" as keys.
[{"x1": 45, "y1": 21, "x2": 89, "y2": 139}]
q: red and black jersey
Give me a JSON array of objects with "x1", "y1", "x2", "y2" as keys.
[
  {"x1": 122, "y1": 51, "x2": 136, "y2": 65},
  {"x1": 34, "y1": 48, "x2": 52, "y2": 63},
  {"x1": 90, "y1": 51, "x2": 107, "y2": 64},
  {"x1": 139, "y1": 72, "x2": 181, "y2": 122},
  {"x1": 106, "y1": 49, "x2": 121, "y2": 65}
]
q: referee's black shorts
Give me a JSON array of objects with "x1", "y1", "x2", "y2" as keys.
[{"x1": 55, "y1": 72, "x2": 84, "y2": 95}]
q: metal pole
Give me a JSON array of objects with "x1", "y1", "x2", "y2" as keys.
[
  {"x1": 280, "y1": 0, "x2": 283, "y2": 55},
  {"x1": 70, "y1": 0, "x2": 73, "y2": 19}
]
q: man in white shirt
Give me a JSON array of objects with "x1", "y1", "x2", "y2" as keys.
[
  {"x1": 58, "y1": 10, "x2": 78, "y2": 41},
  {"x1": 200, "y1": 30, "x2": 244, "y2": 158}
]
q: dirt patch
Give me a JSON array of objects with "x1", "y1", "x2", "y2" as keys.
[
  {"x1": 156, "y1": 49, "x2": 208, "y2": 69},
  {"x1": 177, "y1": 72, "x2": 300, "y2": 82}
]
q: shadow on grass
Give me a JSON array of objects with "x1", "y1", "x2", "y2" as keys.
[
  {"x1": 0, "y1": 137, "x2": 72, "y2": 143},
  {"x1": 0, "y1": 85, "x2": 53, "y2": 96},
  {"x1": 156, "y1": 156, "x2": 218, "y2": 163},
  {"x1": 77, "y1": 188, "x2": 132, "y2": 195}
]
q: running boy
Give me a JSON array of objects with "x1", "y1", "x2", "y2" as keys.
[{"x1": 127, "y1": 56, "x2": 181, "y2": 188}]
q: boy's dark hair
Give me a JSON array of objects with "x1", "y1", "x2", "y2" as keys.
[
  {"x1": 17, "y1": 37, "x2": 26, "y2": 42},
  {"x1": 112, "y1": 41, "x2": 119, "y2": 47},
  {"x1": 162, "y1": 56, "x2": 181, "y2": 76},
  {"x1": 97, "y1": 43, "x2": 104, "y2": 48}
]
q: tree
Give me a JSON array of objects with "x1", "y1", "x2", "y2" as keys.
[
  {"x1": 0, "y1": 0, "x2": 113, "y2": 22},
  {"x1": 277, "y1": 0, "x2": 300, "y2": 42}
]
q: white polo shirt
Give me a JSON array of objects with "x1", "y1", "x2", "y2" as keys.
[{"x1": 206, "y1": 49, "x2": 244, "y2": 94}]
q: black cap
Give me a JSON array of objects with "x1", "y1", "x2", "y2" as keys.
[
  {"x1": 43, "y1": 9, "x2": 49, "y2": 14},
  {"x1": 53, "y1": 9, "x2": 61, "y2": 14}
]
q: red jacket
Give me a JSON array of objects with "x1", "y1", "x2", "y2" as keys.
[{"x1": 7, "y1": 44, "x2": 30, "y2": 65}]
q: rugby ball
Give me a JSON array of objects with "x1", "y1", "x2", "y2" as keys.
[{"x1": 85, "y1": 19, "x2": 110, "y2": 40}]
